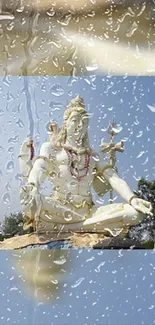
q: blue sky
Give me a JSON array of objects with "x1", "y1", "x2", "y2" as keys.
[{"x1": 0, "y1": 76, "x2": 155, "y2": 219}]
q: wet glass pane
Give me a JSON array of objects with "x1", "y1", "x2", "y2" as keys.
[
  {"x1": 0, "y1": 75, "x2": 155, "y2": 323},
  {"x1": 0, "y1": 75, "x2": 154, "y2": 241},
  {"x1": 0, "y1": 250, "x2": 155, "y2": 324},
  {"x1": 0, "y1": 1, "x2": 155, "y2": 324}
]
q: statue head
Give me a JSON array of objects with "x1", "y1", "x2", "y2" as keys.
[{"x1": 56, "y1": 96, "x2": 91, "y2": 149}]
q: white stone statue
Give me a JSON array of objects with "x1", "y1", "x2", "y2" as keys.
[
  {"x1": 18, "y1": 136, "x2": 34, "y2": 183},
  {"x1": 19, "y1": 96, "x2": 153, "y2": 236}
]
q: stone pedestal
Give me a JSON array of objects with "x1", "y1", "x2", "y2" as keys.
[{"x1": 0, "y1": 232, "x2": 154, "y2": 250}]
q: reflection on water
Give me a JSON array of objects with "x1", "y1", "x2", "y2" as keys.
[
  {"x1": 13, "y1": 249, "x2": 71, "y2": 302},
  {"x1": 0, "y1": 250, "x2": 155, "y2": 324}
]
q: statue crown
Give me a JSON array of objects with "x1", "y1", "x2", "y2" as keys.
[{"x1": 67, "y1": 95, "x2": 85, "y2": 108}]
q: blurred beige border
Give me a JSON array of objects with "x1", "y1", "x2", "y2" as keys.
[{"x1": 0, "y1": 0, "x2": 155, "y2": 75}]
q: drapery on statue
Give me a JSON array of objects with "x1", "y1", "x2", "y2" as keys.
[{"x1": 19, "y1": 96, "x2": 153, "y2": 236}]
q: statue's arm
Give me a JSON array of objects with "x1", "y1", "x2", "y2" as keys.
[
  {"x1": 103, "y1": 168, "x2": 153, "y2": 215},
  {"x1": 95, "y1": 151, "x2": 134, "y2": 203},
  {"x1": 95, "y1": 153, "x2": 153, "y2": 215},
  {"x1": 27, "y1": 142, "x2": 54, "y2": 189},
  {"x1": 103, "y1": 168, "x2": 134, "y2": 203}
]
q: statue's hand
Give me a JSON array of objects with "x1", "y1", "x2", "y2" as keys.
[
  {"x1": 20, "y1": 184, "x2": 38, "y2": 214},
  {"x1": 130, "y1": 197, "x2": 153, "y2": 216}
]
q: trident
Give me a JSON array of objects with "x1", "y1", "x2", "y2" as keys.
[{"x1": 100, "y1": 119, "x2": 124, "y2": 204}]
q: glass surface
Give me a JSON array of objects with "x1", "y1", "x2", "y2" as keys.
[
  {"x1": 0, "y1": 1, "x2": 155, "y2": 324},
  {"x1": 0, "y1": 0, "x2": 155, "y2": 75},
  {"x1": 0, "y1": 250, "x2": 155, "y2": 325},
  {"x1": 0, "y1": 75, "x2": 155, "y2": 324}
]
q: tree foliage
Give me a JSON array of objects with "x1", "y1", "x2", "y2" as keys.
[
  {"x1": 1, "y1": 212, "x2": 27, "y2": 239},
  {"x1": 128, "y1": 178, "x2": 155, "y2": 242}
]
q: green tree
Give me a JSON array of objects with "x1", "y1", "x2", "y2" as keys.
[
  {"x1": 128, "y1": 178, "x2": 155, "y2": 242},
  {"x1": 0, "y1": 231, "x2": 4, "y2": 241},
  {"x1": 0, "y1": 222, "x2": 3, "y2": 241},
  {"x1": 2, "y1": 212, "x2": 27, "y2": 239}
]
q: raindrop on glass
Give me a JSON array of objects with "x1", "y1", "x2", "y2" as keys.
[
  {"x1": 50, "y1": 85, "x2": 65, "y2": 97},
  {"x1": 6, "y1": 161, "x2": 14, "y2": 172},
  {"x1": 3, "y1": 192, "x2": 11, "y2": 204}
]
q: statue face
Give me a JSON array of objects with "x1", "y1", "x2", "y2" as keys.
[{"x1": 66, "y1": 111, "x2": 89, "y2": 142}]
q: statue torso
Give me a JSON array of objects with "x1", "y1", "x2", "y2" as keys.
[{"x1": 48, "y1": 148, "x2": 96, "y2": 197}]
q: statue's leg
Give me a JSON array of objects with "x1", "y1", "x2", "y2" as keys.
[
  {"x1": 40, "y1": 195, "x2": 86, "y2": 224},
  {"x1": 21, "y1": 192, "x2": 87, "y2": 231},
  {"x1": 76, "y1": 203, "x2": 144, "y2": 231},
  {"x1": 49, "y1": 203, "x2": 144, "y2": 233},
  {"x1": 36, "y1": 198, "x2": 145, "y2": 233}
]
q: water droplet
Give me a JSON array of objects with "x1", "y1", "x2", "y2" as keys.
[
  {"x1": 118, "y1": 249, "x2": 123, "y2": 257},
  {"x1": 88, "y1": 11, "x2": 96, "y2": 18},
  {"x1": 52, "y1": 56, "x2": 59, "y2": 68},
  {"x1": 95, "y1": 262, "x2": 105, "y2": 273},
  {"x1": 7, "y1": 91, "x2": 15, "y2": 102},
  {"x1": 8, "y1": 147, "x2": 14, "y2": 153},
  {"x1": 57, "y1": 15, "x2": 71, "y2": 26},
  {"x1": 8, "y1": 135, "x2": 19, "y2": 143},
  {"x1": 0, "y1": 110, "x2": 4, "y2": 117},
  {"x1": 137, "y1": 3, "x2": 146, "y2": 16},
  {"x1": 134, "y1": 117, "x2": 139, "y2": 125},
  {"x1": 126, "y1": 22, "x2": 138, "y2": 37},
  {"x1": 71, "y1": 277, "x2": 85, "y2": 288},
  {"x1": 86, "y1": 63, "x2": 98, "y2": 72},
  {"x1": 0, "y1": 146, "x2": 4, "y2": 153},
  {"x1": 86, "y1": 257, "x2": 95, "y2": 262},
  {"x1": 46, "y1": 9, "x2": 55, "y2": 17},
  {"x1": 92, "y1": 153, "x2": 99, "y2": 162},
  {"x1": 16, "y1": 6, "x2": 25, "y2": 13},
  {"x1": 3, "y1": 77, "x2": 11, "y2": 87},
  {"x1": 51, "y1": 279, "x2": 58, "y2": 284},
  {"x1": 101, "y1": 127, "x2": 108, "y2": 132},
  {"x1": 136, "y1": 131, "x2": 143, "y2": 138},
  {"x1": 69, "y1": 181, "x2": 78, "y2": 187},
  {"x1": 5, "y1": 182, "x2": 11, "y2": 191},
  {"x1": 10, "y1": 286, "x2": 18, "y2": 291},
  {"x1": 15, "y1": 173, "x2": 23, "y2": 186},
  {"x1": 50, "y1": 85, "x2": 65, "y2": 97},
  {"x1": 112, "y1": 270, "x2": 117, "y2": 274},
  {"x1": 6, "y1": 160, "x2": 14, "y2": 172},
  {"x1": 3, "y1": 193, "x2": 11, "y2": 204},
  {"x1": 64, "y1": 211, "x2": 73, "y2": 222},
  {"x1": 142, "y1": 157, "x2": 148, "y2": 165},
  {"x1": 118, "y1": 9, "x2": 135, "y2": 23},
  {"x1": 108, "y1": 107, "x2": 113, "y2": 111},
  {"x1": 53, "y1": 256, "x2": 66, "y2": 265},
  {"x1": 49, "y1": 101, "x2": 63, "y2": 113},
  {"x1": 16, "y1": 118, "x2": 25, "y2": 128},
  {"x1": 147, "y1": 104, "x2": 155, "y2": 112},
  {"x1": 34, "y1": 135, "x2": 40, "y2": 146},
  {"x1": 137, "y1": 151, "x2": 145, "y2": 158},
  {"x1": 0, "y1": 13, "x2": 14, "y2": 20},
  {"x1": 41, "y1": 84, "x2": 46, "y2": 92}
]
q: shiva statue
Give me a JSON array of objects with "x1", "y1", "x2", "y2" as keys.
[{"x1": 19, "y1": 96, "x2": 152, "y2": 236}]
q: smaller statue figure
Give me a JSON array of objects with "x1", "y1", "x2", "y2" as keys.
[
  {"x1": 19, "y1": 96, "x2": 153, "y2": 236},
  {"x1": 47, "y1": 121, "x2": 59, "y2": 148},
  {"x1": 18, "y1": 136, "x2": 34, "y2": 183}
]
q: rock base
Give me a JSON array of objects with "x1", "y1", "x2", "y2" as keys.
[{"x1": 0, "y1": 232, "x2": 154, "y2": 250}]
